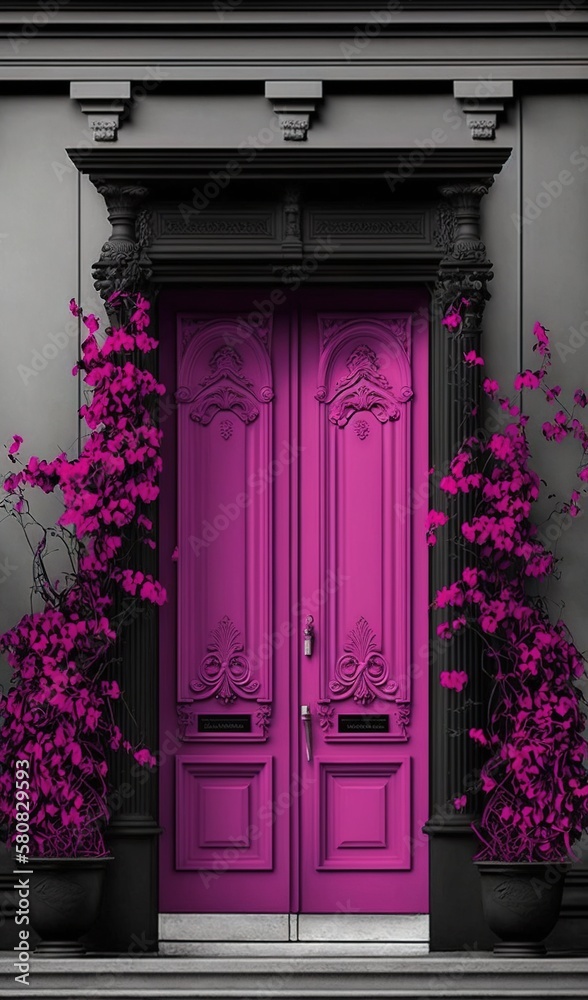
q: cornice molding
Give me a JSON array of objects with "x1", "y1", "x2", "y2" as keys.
[
  {"x1": 67, "y1": 146, "x2": 512, "y2": 183},
  {"x1": 0, "y1": 0, "x2": 586, "y2": 16}
]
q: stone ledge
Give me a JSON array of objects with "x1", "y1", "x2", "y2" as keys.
[{"x1": 1, "y1": 952, "x2": 588, "y2": 999}]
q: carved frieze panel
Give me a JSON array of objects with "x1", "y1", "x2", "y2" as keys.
[{"x1": 306, "y1": 209, "x2": 431, "y2": 249}]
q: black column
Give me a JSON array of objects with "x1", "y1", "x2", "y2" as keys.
[
  {"x1": 85, "y1": 181, "x2": 160, "y2": 954},
  {"x1": 426, "y1": 183, "x2": 496, "y2": 951}
]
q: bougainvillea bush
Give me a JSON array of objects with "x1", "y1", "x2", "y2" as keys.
[
  {"x1": 428, "y1": 307, "x2": 588, "y2": 863},
  {"x1": 0, "y1": 294, "x2": 165, "y2": 856}
]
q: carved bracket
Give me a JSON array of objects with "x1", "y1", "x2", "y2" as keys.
[
  {"x1": 265, "y1": 81, "x2": 322, "y2": 142},
  {"x1": 90, "y1": 180, "x2": 153, "y2": 315},
  {"x1": 70, "y1": 81, "x2": 131, "y2": 142},
  {"x1": 453, "y1": 81, "x2": 513, "y2": 141},
  {"x1": 435, "y1": 183, "x2": 494, "y2": 334}
]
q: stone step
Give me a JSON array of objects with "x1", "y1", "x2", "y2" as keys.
[{"x1": 1, "y1": 952, "x2": 588, "y2": 999}]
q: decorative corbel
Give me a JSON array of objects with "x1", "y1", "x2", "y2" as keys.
[
  {"x1": 70, "y1": 82, "x2": 131, "y2": 142},
  {"x1": 453, "y1": 81, "x2": 513, "y2": 141},
  {"x1": 90, "y1": 180, "x2": 153, "y2": 318},
  {"x1": 435, "y1": 182, "x2": 494, "y2": 339},
  {"x1": 265, "y1": 81, "x2": 323, "y2": 142}
]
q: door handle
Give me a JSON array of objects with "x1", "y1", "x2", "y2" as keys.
[
  {"x1": 300, "y1": 705, "x2": 313, "y2": 762},
  {"x1": 304, "y1": 616, "x2": 315, "y2": 657}
]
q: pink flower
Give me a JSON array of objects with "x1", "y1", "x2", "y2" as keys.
[
  {"x1": 435, "y1": 583, "x2": 463, "y2": 609},
  {"x1": 482, "y1": 378, "x2": 500, "y2": 398},
  {"x1": 440, "y1": 670, "x2": 469, "y2": 692},
  {"x1": 463, "y1": 350, "x2": 484, "y2": 367},
  {"x1": 8, "y1": 435, "x2": 23, "y2": 456},
  {"x1": 533, "y1": 321, "x2": 550, "y2": 356},
  {"x1": 83, "y1": 313, "x2": 100, "y2": 335},
  {"x1": 514, "y1": 369, "x2": 543, "y2": 391},
  {"x1": 469, "y1": 728, "x2": 488, "y2": 746},
  {"x1": 574, "y1": 389, "x2": 587, "y2": 408},
  {"x1": 425, "y1": 509, "x2": 448, "y2": 545},
  {"x1": 454, "y1": 795, "x2": 467, "y2": 812},
  {"x1": 545, "y1": 385, "x2": 561, "y2": 403},
  {"x1": 441, "y1": 310, "x2": 462, "y2": 330}
]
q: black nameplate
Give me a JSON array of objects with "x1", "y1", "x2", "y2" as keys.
[
  {"x1": 198, "y1": 714, "x2": 252, "y2": 733},
  {"x1": 338, "y1": 714, "x2": 389, "y2": 733}
]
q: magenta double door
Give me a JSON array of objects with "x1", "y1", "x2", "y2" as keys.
[{"x1": 159, "y1": 287, "x2": 429, "y2": 915}]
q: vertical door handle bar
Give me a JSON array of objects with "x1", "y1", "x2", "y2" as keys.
[{"x1": 300, "y1": 705, "x2": 313, "y2": 762}]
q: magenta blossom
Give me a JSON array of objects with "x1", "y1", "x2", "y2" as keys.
[
  {"x1": 440, "y1": 670, "x2": 469, "y2": 692},
  {"x1": 0, "y1": 295, "x2": 164, "y2": 858},
  {"x1": 432, "y1": 314, "x2": 588, "y2": 863}
]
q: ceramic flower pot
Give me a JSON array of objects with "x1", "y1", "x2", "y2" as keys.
[
  {"x1": 476, "y1": 861, "x2": 568, "y2": 957},
  {"x1": 29, "y1": 857, "x2": 112, "y2": 956}
]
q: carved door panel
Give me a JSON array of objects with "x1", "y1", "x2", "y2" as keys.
[
  {"x1": 160, "y1": 297, "x2": 294, "y2": 913},
  {"x1": 298, "y1": 292, "x2": 429, "y2": 913},
  {"x1": 160, "y1": 289, "x2": 428, "y2": 916}
]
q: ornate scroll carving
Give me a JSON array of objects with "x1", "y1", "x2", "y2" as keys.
[
  {"x1": 392, "y1": 703, "x2": 411, "y2": 739},
  {"x1": 312, "y1": 215, "x2": 424, "y2": 238},
  {"x1": 354, "y1": 419, "x2": 370, "y2": 440},
  {"x1": 177, "y1": 705, "x2": 196, "y2": 740},
  {"x1": 255, "y1": 701, "x2": 272, "y2": 737},
  {"x1": 316, "y1": 343, "x2": 412, "y2": 429},
  {"x1": 318, "y1": 701, "x2": 335, "y2": 733},
  {"x1": 190, "y1": 616, "x2": 260, "y2": 704},
  {"x1": 281, "y1": 118, "x2": 309, "y2": 141},
  {"x1": 91, "y1": 181, "x2": 153, "y2": 315},
  {"x1": 175, "y1": 344, "x2": 274, "y2": 426},
  {"x1": 330, "y1": 618, "x2": 398, "y2": 706}
]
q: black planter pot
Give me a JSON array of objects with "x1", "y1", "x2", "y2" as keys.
[
  {"x1": 29, "y1": 857, "x2": 112, "y2": 956},
  {"x1": 476, "y1": 861, "x2": 568, "y2": 957}
]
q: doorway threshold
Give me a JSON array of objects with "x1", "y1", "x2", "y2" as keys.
[{"x1": 159, "y1": 913, "x2": 429, "y2": 954}]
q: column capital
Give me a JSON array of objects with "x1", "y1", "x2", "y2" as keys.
[{"x1": 435, "y1": 181, "x2": 494, "y2": 335}]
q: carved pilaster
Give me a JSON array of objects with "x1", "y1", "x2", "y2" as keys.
[
  {"x1": 426, "y1": 181, "x2": 495, "y2": 949},
  {"x1": 86, "y1": 180, "x2": 159, "y2": 953},
  {"x1": 428, "y1": 182, "x2": 493, "y2": 829},
  {"x1": 90, "y1": 180, "x2": 153, "y2": 319}
]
